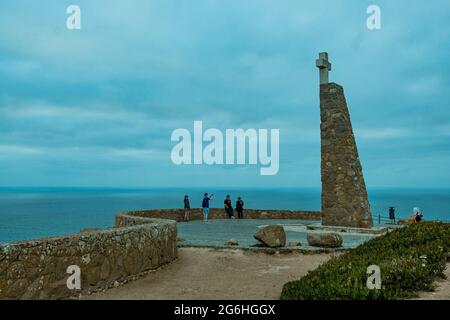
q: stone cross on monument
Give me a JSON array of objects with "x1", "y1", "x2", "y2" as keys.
[{"x1": 316, "y1": 52, "x2": 332, "y2": 84}]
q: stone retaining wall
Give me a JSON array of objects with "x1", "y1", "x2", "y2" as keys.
[
  {"x1": 0, "y1": 215, "x2": 177, "y2": 300},
  {"x1": 116, "y1": 208, "x2": 322, "y2": 223},
  {"x1": 1, "y1": 208, "x2": 319, "y2": 299}
]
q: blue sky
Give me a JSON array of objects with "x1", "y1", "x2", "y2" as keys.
[{"x1": 0, "y1": 0, "x2": 449, "y2": 188}]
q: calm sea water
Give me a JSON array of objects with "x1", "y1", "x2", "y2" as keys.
[{"x1": 0, "y1": 187, "x2": 449, "y2": 243}]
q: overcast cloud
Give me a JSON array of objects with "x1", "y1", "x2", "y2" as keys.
[{"x1": 0, "y1": 0, "x2": 449, "y2": 188}]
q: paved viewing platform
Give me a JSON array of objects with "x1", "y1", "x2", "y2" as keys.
[{"x1": 177, "y1": 219, "x2": 377, "y2": 251}]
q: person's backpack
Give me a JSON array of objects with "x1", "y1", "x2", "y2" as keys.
[{"x1": 202, "y1": 197, "x2": 207, "y2": 208}]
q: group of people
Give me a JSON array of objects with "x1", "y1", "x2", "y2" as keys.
[
  {"x1": 223, "y1": 194, "x2": 244, "y2": 219},
  {"x1": 182, "y1": 193, "x2": 245, "y2": 221}
]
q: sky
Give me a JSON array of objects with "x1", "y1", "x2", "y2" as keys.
[{"x1": 0, "y1": 0, "x2": 449, "y2": 188}]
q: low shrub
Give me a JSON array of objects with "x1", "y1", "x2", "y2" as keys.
[{"x1": 281, "y1": 222, "x2": 450, "y2": 300}]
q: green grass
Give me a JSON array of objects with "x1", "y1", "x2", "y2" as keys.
[{"x1": 281, "y1": 222, "x2": 450, "y2": 300}]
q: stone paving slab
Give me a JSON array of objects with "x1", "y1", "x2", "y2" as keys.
[
  {"x1": 177, "y1": 219, "x2": 376, "y2": 251},
  {"x1": 305, "y1": 224, "x2": 390, "y2": 235}
]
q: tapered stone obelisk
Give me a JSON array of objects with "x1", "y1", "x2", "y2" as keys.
[{"x1": 316, "y1": 52, "x2": 373, "y2": 228}]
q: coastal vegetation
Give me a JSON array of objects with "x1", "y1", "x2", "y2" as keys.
[{"x1": 281, "y1": 222, "x2": 450, "y2": 299}]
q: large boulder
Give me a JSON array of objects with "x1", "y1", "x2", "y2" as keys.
[
  {"x1": 254, "y1": 225, "x2": 286, "y2": 247},
  {"x1": 306, "y1": 231, "x2": 343, "y2": 248}
]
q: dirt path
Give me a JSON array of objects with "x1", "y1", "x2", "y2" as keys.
[
  {"x1": 85, "y1": 248, "x2": 333, "y2": 300},
  {"x1": 414, "y1": 263, "x2": 450, "y2": 300},
  {"x1": 83, "y1": 248, "x2": 449, "y2": 300}
]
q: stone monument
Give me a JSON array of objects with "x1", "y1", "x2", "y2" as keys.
[{"x1": 316, "y1": 52, "x2": 373, "y2": 228}]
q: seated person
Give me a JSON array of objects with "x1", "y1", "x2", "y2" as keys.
[
  {"x1": 414, "y1": 212, "x2": 423, "y2": 222},
  {"x1": 410, "y1": 207, "x2": 423, "y2": 223}
]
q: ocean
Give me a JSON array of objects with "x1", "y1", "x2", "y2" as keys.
[{"x1": 0, "y1": 187, "x2": 449, "y2": 243}]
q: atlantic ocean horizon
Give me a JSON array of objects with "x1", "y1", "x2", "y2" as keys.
[{"x1": 0, "y1": 187, "x2": 449, "y2": 243}]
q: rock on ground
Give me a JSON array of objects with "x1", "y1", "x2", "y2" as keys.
[
  {"x1": 307, "y1": 231, "x2": 343, "y2": 248},
  {"x1": 225, "y1": 239, "x2": 239, "y2": 246},
  {"x1": 254, "y1": 225, "x2": 286, "y2": 248}
]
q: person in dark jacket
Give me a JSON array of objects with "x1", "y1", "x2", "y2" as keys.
[
  {"x1": 236, "y1": 197, "x2": 244, "y2": 219},
  {"x1": 224, "y1": 195, "x2": 234, "y2": 219},
  {"x1": 183, "y1": 195, "x2": 190, "y2": 221}
]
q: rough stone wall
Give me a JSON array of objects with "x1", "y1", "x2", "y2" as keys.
[
  {"x1": 320, "y1": 83, "x2": 373, "y2": 228},
  {"x1": 0, "y1": 208, "x2": 319, "y2": 300},
  {"x1": 116, "y1": 209, "x2": 322, "y2": 224},
  {"x1": 0, "y1": 217, "x2": 177, "y2": 300}
]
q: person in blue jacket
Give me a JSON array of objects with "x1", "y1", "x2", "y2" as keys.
[{"x1": 202, "y1": 193, "x2": 214, "y2": 221}]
